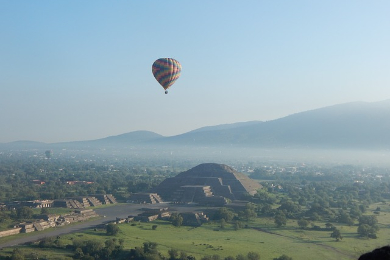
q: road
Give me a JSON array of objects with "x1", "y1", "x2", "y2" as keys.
[{"x1": 0, "y1": 203, "x2": 206, "y2": 249}]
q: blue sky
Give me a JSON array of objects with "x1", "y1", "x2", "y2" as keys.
[{"x1": 1, "y1": 1, "x2": 389, "y2": 143}]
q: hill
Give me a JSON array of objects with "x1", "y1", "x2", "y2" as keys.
[
  {"x1": 81, "y1": 130, "x2": 163, "y2": 145},
  {"x1": 157, "y1": 100, "x2": 390, "y2": 149},
  {"x1": 1, "y1": 100, "x2": 390, "y2": 150},
  {"x1": 188, "y1": 121, "x2": 262, "y2": 133}
]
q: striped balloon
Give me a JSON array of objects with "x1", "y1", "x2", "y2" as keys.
[{"x1": 152, "y1": 58, "x2": 182, "y2": 93}]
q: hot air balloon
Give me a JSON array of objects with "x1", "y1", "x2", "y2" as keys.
[{"x1": 152, "y1": 58, "x2": 182, "y2": 94}]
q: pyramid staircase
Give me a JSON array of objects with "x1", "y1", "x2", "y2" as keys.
[
  {"x1": 87, "y1": 197, "x2": 102, "y2": 207},
  {"x1": 106, "y1": 194, "x2": 117, "y2": 204},
  {"x1": 73, "y1": 197, "x2": 91, "y2": 208}
]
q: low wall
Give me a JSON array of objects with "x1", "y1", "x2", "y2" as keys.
[{"x1": 0, "y1": 228, "x2": 22, "y2": 238}]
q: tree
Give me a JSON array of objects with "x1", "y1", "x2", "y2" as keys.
[
  {"x1": 273, "y1": 255, "x2": 293, "y2": 260},
  {"x1": 171, "y1": 214, "x2": 183, "y2": 227},
  {"x1": 11, "y1": 248, "x2": 25, "y2": 260},
  {"x1": 84, "y1": 240, "x2": 104, "y2": 258},
  {"x1": 337, "y1": 210, "x2": 354, "y2": 226},
  {"x1": 118, "y1": 238, "x2": 125, "y2": 251},
  {"x1": 106, "y1": 223, "x2": 120, "y2": 236},
  {"x1": 297, "y1": 219, "x2": 309, "y2": 229},
  {"x1": 224, "y1": 256, "x2": 235, "y2": 260},
  {"x1": 105, "y1": 238, "x2": 117, "y2": 253},
  {"x1": 309, "y1": 212, "x2": 321, "y2": 221},
  {"x1": 236, "y1": 254, "x2": 246, "y2": 260},
  {"x1": 74, "y1": 248, "x2": 84, "y2": 259},
  {"x1": 359, "y1": 204, "x2": 367, "y2": 213},
  {"x1": 213, "y1": 207, "x2": 235, "y2": 222},
  {"x1": 357, "y1": 224, "x2": 377, "y2": 238},
  {"x1": 325, "y1": 223, "x2": 335, "y2": 230},
  {"x1": 330, "y1": 229, "x2": 343, "y2": 241},
  {"x1": 38, "y1": 237, "x2": 54, "y2": 248},
  {"x1": 168, "y1": 248, "x2": 179, "y2": 260},
  {"x1": 239, "y1": 203, "x2": 257, "y2": 221},
  {"x1": 143, "y1": 242, "x2": 158, "y2": 254},
  {"x1": 179, "y1": 251, "x2": 189, "y2": 260},
  {"x1": 298, "y1": 198, "x2": 307, "y2": 206},
  {"x1": 40, "y1": 207, "x2": 50, "y2": 215},
  {"x1": 247, "y1": 251, "x2": 260, "y2": 260},
  {"x1": 16, "y1": 206, "x2": 33, "y2": 219},
  {"x1": 212, "y1": 255, "x2": 221, "y2": 260},
  {"x1": 234, "y1": 220, "x2": 243, "y2": 231},
  {"x1": 0, "y1": 211, "x2": 10, "y2": 223},
  {"x1": 274, "y1": 212, "x2": 287, "y2": 227},
  {"x1": 101, "y1": 247, "x2": 114, "y2": 260},
  {"x1": 278, "y1": 201, "x2": 301, "y2": 215},
  {"x1": 349, "y1": 206, "x2": 361, "y2": 219},
  {"x1": 359, "y1": 215, "x2": 378, "y2": 227},
  {"x1": 72, "y1": 238, "x2": 86, "y2": 250}
]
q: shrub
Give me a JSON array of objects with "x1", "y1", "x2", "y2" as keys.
[{"x1": 106, "y1": 223, "x2": 120, "y2": 236}]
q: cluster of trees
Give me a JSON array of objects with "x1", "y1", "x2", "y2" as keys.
[
  {"x1": 239, "y1": 176, "x2": 389, "y2": 239},
  {"x1": 4, "y1": 238, "x2": 280, "y2": 260},
  {"x1": 357, "y1": 215, "x2": 379, "y2": 238},
  {"x1": 209, "y1": 174, "x2": 387, "y2": 240},
  {"x1": 0, "y1": 154, "x2": 181, "y2": 202},
  {"x1": 200, "y1": 252, "x2": 260, "y2": 260},
  {"x1": 72, "y1": 237, "x2": 125, "y2": 260},
  {"x1": 2, "y1": 236, "x2": 125, "y2": 260},
  {"x1": 211, "y1": 207, "x2": 247, "y2": 231}
]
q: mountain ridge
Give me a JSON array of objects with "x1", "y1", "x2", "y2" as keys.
[{"x1": 1, "y1": 100, "x2": 390, "y2": 149}]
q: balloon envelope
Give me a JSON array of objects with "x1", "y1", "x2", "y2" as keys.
[{"x1": 152, "y1": 58, "x2": 182, "y2": 91}]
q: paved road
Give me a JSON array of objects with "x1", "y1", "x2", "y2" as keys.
[{"x1": 0, "y1": 203, "x2": 206, "y2": 249}]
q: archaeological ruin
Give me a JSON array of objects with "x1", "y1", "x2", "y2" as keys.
[{"x1": 152, "y1": 163, "x2": 262, "y2": 205}]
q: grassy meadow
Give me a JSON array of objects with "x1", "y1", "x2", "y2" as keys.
[
  {"x1": 1, "y1": 202, "x2": 390, "y2": 259},
  {"x1": 2, "y1": 214, "x2": 390, "y2": 260}
]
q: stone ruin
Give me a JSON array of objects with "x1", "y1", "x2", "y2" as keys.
[
  {"x1": 128, "y1": 193, "x2": 164, "y2": 204},
  {"x1": 152, "y1": 163, "x2": 262, "y2": 205},
  {"x1": 128, "y1": 207, "x2": 209, "y2": 227},
  {"x1": 180, "y1": 212, "x2": 209, "y2": 226},
  {"x1": 0, "y1": 209, "x2": 98, "y2": 238},
  {"x1": 4, "y1": 195, "x2": 117, "y2": 211},
  {"x1": 129, "y1": 207, "x2": 170, "y2": 222},
  {"x1": 53, "y1": 194, "x2": 117, "y2": 209}
]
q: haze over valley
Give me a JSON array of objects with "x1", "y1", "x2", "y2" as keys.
[{"x1": 2, "y1": 100, "x2": 389, "y2": 166}]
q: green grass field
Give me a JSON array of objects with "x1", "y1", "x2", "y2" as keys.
[
  {"x1": 2, "y1": 218, "x2": 384, "y2": 260},
  {"x1": 2, "y1": 202, "x2": 390, "y2": 259}
]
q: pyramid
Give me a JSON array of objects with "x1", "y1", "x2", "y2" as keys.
[{"x1": 153, "y1": 163, "x2": 262, "y2": 203}]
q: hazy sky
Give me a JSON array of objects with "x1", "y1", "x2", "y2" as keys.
[{"x1": 1, "y1": 1, "x2": 389, "y2": 143}]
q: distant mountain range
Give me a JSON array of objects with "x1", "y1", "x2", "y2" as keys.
[
  {"x1": 2, "y1": 100, "x2": 390, "y2": 150},
  {"x1": 158, "y1": 100, "x2": 390, "y2": 149}
]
